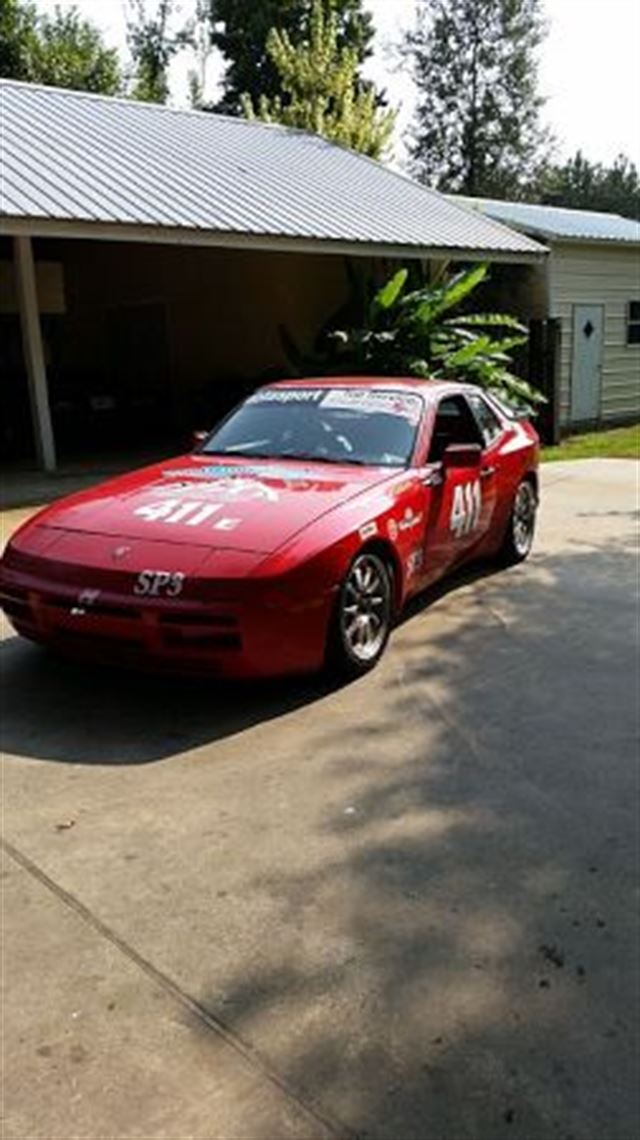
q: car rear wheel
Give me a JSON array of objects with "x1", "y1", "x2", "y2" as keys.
[
  {"x1": 329, "y1": 551, "x2": 393, "y2": 678},
  {"x1": 500, "y1": 479, "x2": 537, "y2": 564}
]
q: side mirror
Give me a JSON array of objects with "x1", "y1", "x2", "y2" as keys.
[
  {"x1": 442, "y1": 443, "x2": 482, "y2": 471},
  {"x1": 190, "y1": 429, "x2": 209, "y2": 450}
]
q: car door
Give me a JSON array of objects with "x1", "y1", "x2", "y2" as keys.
[
  {"x1": 465, "y1": 388, "x2": 506, "y2": 509},
  {"x1": 419, "y1": 394, "x2": 498, "y2": 579}
]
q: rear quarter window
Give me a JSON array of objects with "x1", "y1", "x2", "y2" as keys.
[{"x1": 467, "y1": 393, "x2": 504, "y2": 447}]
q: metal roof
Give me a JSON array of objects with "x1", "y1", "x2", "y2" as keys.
[
  {"x1": 454, "y1": 196, "x2": 640, "y2": 245},
  {"x1": 0, "y1": 81, "x2": 545, "y2": 261}
]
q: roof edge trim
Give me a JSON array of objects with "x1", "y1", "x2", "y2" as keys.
[{"x1": 0, "y1": 216, "x2": 549, "y2": 263}]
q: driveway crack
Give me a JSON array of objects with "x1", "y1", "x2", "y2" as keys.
[{"x1": 1, "y1": 835, "x2": 359, "y2": 1140}]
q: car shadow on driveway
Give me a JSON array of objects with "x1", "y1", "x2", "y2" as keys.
[
  {"x1": 0, "y1": 636, "x2": 338, "y2": 765},
  {"x1": 1, "y1": 562, "x2": 501, "y2": 767}
]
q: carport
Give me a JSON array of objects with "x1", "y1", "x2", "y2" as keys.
[{"x1": 0, "y1": 80, "x2": 545, "y2": 472}]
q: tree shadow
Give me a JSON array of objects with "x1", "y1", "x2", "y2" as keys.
[{"x1": 180, "y1": 534, "x2": 639, "y2": 1140}]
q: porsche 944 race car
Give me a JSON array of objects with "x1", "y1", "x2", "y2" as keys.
[{"x1": 0, "y1": 378, "x2": 539, "y2": 678}]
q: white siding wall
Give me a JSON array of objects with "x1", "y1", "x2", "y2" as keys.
[{"x1": 549, "y1": 242, "x2": 640, "y2": 426}]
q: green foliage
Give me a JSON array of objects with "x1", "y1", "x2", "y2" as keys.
[
  {"x1": 241, "y1": 0, "x2": 394, "y2": 159},
  {"x1": 534, "y1": 151, "x2": 640, "y2": 220},
  {"x1": 404, "y1": 0, "x2": 550, "y2": 198},
  {"x1": 209, "y1": 0, "x2": 374, "y2": 116},
  {"x1": 292, "y1": 264, "x2": 544, "y2": 410},
  {"x1": 127, "y1": 0, "x2": 192, "y2": 104},
  {"x1": 0, "y1": 0, "x2": 122, "y2": 94}
]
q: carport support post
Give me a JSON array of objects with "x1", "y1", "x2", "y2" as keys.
[{"x1": 14, "y1": 235, "x2": 56, "y2": 472}]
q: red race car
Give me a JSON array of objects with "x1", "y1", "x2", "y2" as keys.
[{"x1": 0, "y1": 378, "x2": 539, "y2": 679}]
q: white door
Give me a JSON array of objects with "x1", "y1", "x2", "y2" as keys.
[{"x1": 571, "y1": 304, "x2": 604, "y2": 424}]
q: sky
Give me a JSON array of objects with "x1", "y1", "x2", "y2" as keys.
[{"x1": 37, "y1": 0, "x2": 640, "y2": 170}]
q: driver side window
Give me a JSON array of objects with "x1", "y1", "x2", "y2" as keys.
[{"x1": 427, "y1": 395, "x2": 483, "y2": 462}]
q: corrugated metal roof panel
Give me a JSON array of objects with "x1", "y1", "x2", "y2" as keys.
[
  {"x1": 0, "y1": 81, "x2": 545, "y2": 258},
  {"x1": 455, "y1": 196, "x2": 640, "y2": 244}
]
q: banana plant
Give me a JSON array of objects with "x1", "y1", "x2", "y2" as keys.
[{"x1": 299, "y1": 263, "x2": 545, "y2": 410}]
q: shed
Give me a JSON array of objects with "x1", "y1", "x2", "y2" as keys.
[
  {"x1": 0, "y1": 80, "x2": 544, "y2": 471},
  {"x1": 455, "y1": 198, "x2": 640, "y2": 431}
]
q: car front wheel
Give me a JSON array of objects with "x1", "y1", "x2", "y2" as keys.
[{"x1": 329, "y1": 550, "x2": 393, "y2": 678}]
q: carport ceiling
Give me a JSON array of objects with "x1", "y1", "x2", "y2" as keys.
[{"x1": 0, "y1": 80, "x2": 545, "y2": 264}]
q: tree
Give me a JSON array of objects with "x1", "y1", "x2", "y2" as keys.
[
  {"x1": 535, "y1": 151, "x2": 640, "y2": 220},
  {"x1": 127, "y1": 0, "x2": 192, "y2": 104},
  {"x1": 187, "y1": 0, "x2": 213, "y2": 107},
  {"x1": 241, "y1": 0, "x2": 394, "y2": 160},
  {"x1": 0, "y1": 0, "x2": 122, "y2": 94},
  {"x1": 209, "y1": 0, "x2": 374, "y2": 116},
  {"x1": 404, "y1": 0, "x2": 550, "y2": 198}
]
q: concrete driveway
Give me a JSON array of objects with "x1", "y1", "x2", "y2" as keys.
[{"x1": 2, "y1": 459, "x2": 638, "y2": 1140}]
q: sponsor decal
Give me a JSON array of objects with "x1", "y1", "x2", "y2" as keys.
[
  {"x1": 406, "y1": 549, "x2": 423, "y2": 578},
  {"x1": 392, "y1": 479, "x2": 416, "y2": 498},
  {"x1": 359, "y1": 521, "x2": 378, "y2": 541},
  {"x1": 165, "y1": 464, "x2": 314, "y2": 483},
  {"x1": 134, "y1": 500, "x2": 241, "y2": 531},
  {"x1": 450, "y1": 479, "x2": 482, "y2": 537},
  {"x1": 133, "y1": 570, "x2": 185, "y2": 597},
  {"x1": 388, "y1": 508, "x2": 422, "y2": 540},
  {"x1": 78, "y1": 589, "x2": 100, "y2": 606},
  {"x1": 398, "y1": 507, "x2": 423, "y2": 532},
  {"x1": 70, "y1": 587, "x2": 101, "y2": 616},
  {"x1": 162, "y1": 474, "x2": 278, "y2": 502}
]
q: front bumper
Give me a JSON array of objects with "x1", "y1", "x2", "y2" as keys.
[{"x1": 0, "y1": 550, "x2": 333, "y2": 678}]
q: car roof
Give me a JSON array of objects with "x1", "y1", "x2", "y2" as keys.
[{"x1": 263, "y1": 376, "x2": 457, "y2": 399}]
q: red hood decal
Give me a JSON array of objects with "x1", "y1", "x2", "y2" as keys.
[{"x1": 37, "y1": 454, "x2": 396, "y2": 554}]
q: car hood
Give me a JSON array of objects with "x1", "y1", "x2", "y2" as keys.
[{"x1": 34, "y1": 454, "x2": 397, "y2": 555}]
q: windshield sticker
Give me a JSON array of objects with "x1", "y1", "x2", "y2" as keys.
[
  {"x1": 247, "y1": 389, "x2": 325, "y2": 405},
  {"x1": 320, "y1": 390, "x2": 422, "y2": 424}
]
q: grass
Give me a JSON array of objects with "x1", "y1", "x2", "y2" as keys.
[{"x1": 541, "y1": 422, "x2": 639, "y2": 462}]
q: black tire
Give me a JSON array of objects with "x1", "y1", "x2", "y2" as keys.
[
  {"x1": 327, "y1": 550, "x2": 393, "y2": 679},
  {"x1": 499, "y1": 478, "x2": 537, "y2": 565}
]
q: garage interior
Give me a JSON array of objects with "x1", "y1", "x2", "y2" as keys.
[
  {"x1": 1, "y1": 235, "x2": 360, "y2": 468},
  {"x1": 2, "y1": 234, "x2": 559, "y2": 477}
]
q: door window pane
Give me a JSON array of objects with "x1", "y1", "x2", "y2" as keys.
[{"x1": 428, "y1": 395, "x2": 483, "y2": 461}]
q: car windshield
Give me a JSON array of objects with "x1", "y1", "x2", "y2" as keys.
[{"x1": 201, "y1": 387, "x2": 423, "y2": 468}]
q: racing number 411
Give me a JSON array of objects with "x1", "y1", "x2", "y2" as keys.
[{"x1": 450, "y1": 480, "x2": 482, "y2": 537}]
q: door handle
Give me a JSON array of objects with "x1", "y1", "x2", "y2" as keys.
[{"x1": 480, "y1": 465, "x2": 496, "y2": 479}]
